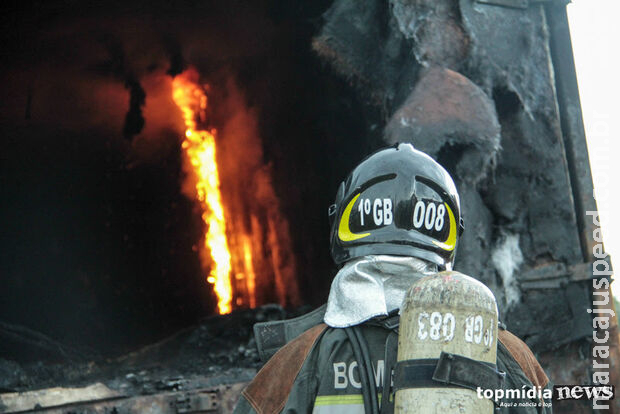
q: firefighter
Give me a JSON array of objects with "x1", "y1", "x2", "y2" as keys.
[{"x1": 234, "y1": 143, "x2": 551, "y2": 414}]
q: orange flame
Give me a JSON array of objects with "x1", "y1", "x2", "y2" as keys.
[
  {"x1": 242, "y1": 235, "x2": 257, "y2": 308},
  {"x1": 172, "y1": 69, "x2": 232, "y2": 314},
  {"x1": 170, "y1": 67, "x2": 300, "y2": 314}
]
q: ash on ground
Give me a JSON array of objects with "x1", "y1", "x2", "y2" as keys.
[{"x1": 0, "y1": 304, "x2": 307, "y2": 394}]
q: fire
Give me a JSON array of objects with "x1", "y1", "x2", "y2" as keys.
[
  {"x1": 170, "y1": 66, "x2": 300, "y2": 314},
  {"x1": 242, "y1": 235, "x2": 256, "y2": 308},
  {"x1": 172, "y1": 69, "x2": 233, "y2": 314}
]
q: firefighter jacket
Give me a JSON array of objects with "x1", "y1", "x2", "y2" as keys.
[{"x1": 233, "y1": 318, "x2": 551, "y2": 414}]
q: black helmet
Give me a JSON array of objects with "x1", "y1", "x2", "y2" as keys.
[{"x1": 329, "y1": 143, "x2": 463, "y2": 267}]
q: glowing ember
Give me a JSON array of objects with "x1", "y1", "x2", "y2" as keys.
[{"x1": 172, "y1": 68, "x2": 232, "y2": 314}]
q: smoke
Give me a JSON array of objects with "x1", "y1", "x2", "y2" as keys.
[
  {"x1": 87, "y1": 34, "x2": 148, "y2": 140},
  {"x1": 162, "y1": 35, "x2": 186, "y2": 77},
  {"x1": 122, "y1": 76, "x2": 146, "y2": 139},
  {"x1": 0, "y1": 3, "x2": 277, "y2": 148},
  {"x1": 491, "y1": 232, "x2": 523, "y2": 309}
]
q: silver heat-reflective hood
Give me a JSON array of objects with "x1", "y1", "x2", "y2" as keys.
[{"x1": 324, "y1": 255, "x2": 437, "y2": 328}]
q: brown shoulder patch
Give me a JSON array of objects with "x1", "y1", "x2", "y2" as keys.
[
  {"x1": 499, "y1": 329, "x2": 549, "y2": 388},
  {"x1": 242, "y1": 323, "x2": 327, "y2": 414}
]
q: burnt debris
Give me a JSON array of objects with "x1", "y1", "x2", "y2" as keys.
[{"x1": 0, "y1": 304, "x2": 302, "y2": 393}]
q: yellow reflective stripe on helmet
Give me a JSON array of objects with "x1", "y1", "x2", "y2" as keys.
[
  {"x1": 338, "y1": 193, "x2": 371, "y2": 242},
  {"x1": 432, "y1": 202, "x2": 456, "y2": 251}
]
